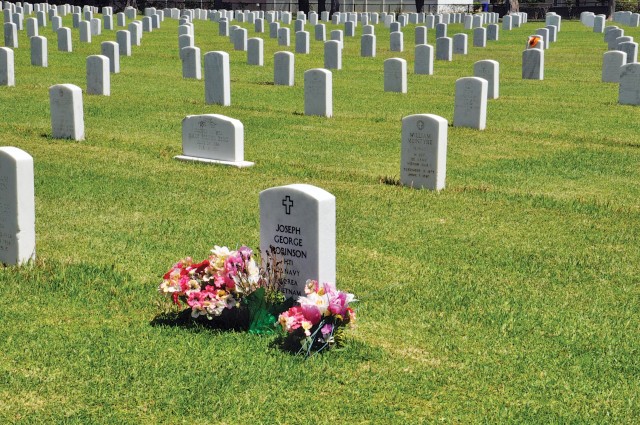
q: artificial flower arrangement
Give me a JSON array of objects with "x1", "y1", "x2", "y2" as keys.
[
  {"x1": 277, "y1": 279, "x2": 356, "y2": 357},
  {"x1": 158, "y1": 245, "x2": 356, "y2": 357}
]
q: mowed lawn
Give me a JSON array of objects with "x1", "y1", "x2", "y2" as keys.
[{"x1": 0, "y1": 10, "x2": 639, "y2": 423}]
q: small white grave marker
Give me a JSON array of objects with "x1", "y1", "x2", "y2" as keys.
[
  {"x1": 174, "y1": 114, "x2": 254, "y2": 167},
  {"x1": 49, "y1": 84, "x2": 84, "y2": 140},
  {"x1": 400, "y1": 114, "x2": 447, "y2": 191},
  {"x1": 0, "y1": 147, "x2": 36, "y2": 266}
]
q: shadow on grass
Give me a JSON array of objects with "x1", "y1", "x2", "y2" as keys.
[{"x1": 150, "y1": 308, "x2": 251, "y2": 333}]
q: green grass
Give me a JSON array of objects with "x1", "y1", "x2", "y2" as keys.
[{"x1": 1, "y1": 13, "x2": 639, "y2": 423}]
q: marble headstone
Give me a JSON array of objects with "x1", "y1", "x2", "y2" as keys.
[
  {"x1": 400, "y1": 114, "x2": 447, "y2": 191},
  {"x1": 49, "y1": 83, "x2": 84, "y2": 140},
  {"x1": 259, "y1": 184, "x2": 336, "y2": 298}
]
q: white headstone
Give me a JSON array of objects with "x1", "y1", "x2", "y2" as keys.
[
  {"x1": 3, "y1": 22, "x2": 17, "y2": 48},
  {"x1": 79, "y1": 20, "x2": 91, "y2": 43},
  {"x1": 259, "y1": 184, "x2": 336, "y2": 298},
  {"x1": 277, "y1": 27, "x2": 290, "y2": 46},
  {"x1": 474, "y1": 59, "x2": 499, "y2": 99},
  {"x1": 384, "y1": 57, "x2": 407, "y2": 93},
  {"x1": 400, "y1": 114, "x2": 447, "y2": 191},
  {"x1": 30, "y1": 35, "x2": 47, "y2": 67},
  {"x1": 619, "y1": 63, "x2": 640, "y2": 105},
  {"x1": 204, "y1": 51, "x2": 230, "y2": 106},
  {"x1": 453, "y1": 33, "x2": 467, "y2": 55},
  {"x1": 304, "y1": 68, "x2": 332, "y2": 117},
  {"x1": 181, "y1": 46, "x2": 201, "y2": 79},
  {"x1": 361, "y1": 34, "x2": 376, "y2": 57},
  {"x1": 116, "y1": 30, "x2": 131, "y2": 56},
  {"x1": 414, "y1": 44, "x2": 433, "y2": 75},
  {"x1": 274, "y1": 51, "x2": 294, "y2": 86},
  {"x1": 436, "y1": 37, "x2": 452, "y2": 61},
  {"x1": 0, "y1": 147, "x2": 36, "y2": 266},
  {"x1": 453, "y1": 77, "x2": 487, "y2": 130},
  {"x1": 295, "y1": 30, "x2": 310, "y2": 54},
  {"x1": 247, "y1": 37, "x2": 264, "y2": 66},
  {"x1": 49, "y1": 83, "x2": 84, "y2": 140},
  {"x1": 487, "y1": 24, "x2": 499, "y2": 41},
  {"x1": 315, "y1": 23, "x2": 326, "y2": 41},
  {"x1": 602, "y1": 50, "x2": 627, "y2": 83},
  {"x1": 101, "y1": 41, "x2": 119, "y2": 74},
  {"x1": 86, "y1": 55, "x2": 110, "y2": 96},
  {"x1": 415, "y1": 26, "x2": 427, "y2": 45},
  {"x1": 522, "y1": 49, "x2": 544, "y2": 80},
  {"x1": 324, "y1": 40, "x2": 342, "y2": 70},
  {"x1": 389, "y1": 31, "x2": 404, "y2": 52},
  {"x1": 0, "y1": 47, "x2": 15, "y2": 86},
  {"x1": 174, "y1": 114, "x2": 253, "y2": 167},
  {"x1": 57, "y1": 27, "x2": 72, "y2": 52},
  {"x1": 234, "y1": 27, "x2": 248, "y2": 51},
  {"x1": 619, "y1": 42, "x2": 638, "y2": 64}
]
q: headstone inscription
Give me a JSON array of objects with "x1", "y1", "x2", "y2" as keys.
[
  {"x1": 259, "y1": 184, "x2": 336, "y2": 298},
  {"x1": 0, "y1": 147, "x2": 36, "y2": 266},
  {"x1": 174, "y1": 114, "x2": 254, "y2": 167},
  {"x1": 400, "y1": 114, "x2": 447, "y2": 191},
  {"x1": 49, "y1": 83, "x2": 84, "y2": 140}
]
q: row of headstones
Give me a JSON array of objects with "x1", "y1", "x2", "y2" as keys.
[
  {"x1": 611, "y1": 11, "x2": 640, "y2": 28},
  {"x1": 0, "y1": 141, "x2": 330, "y2": 302},
  {"x1": 600, "y1": 26, "x2": 640, "y2": 105}
]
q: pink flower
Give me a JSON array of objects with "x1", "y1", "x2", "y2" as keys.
[
  {"x1": 320, "y1": 323, "x2": 334, "y2": 338},
  {"x1": 300, "y1": 304, "x2": 322, "y2": 325}
]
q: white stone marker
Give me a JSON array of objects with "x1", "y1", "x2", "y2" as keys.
[
  {"x1": 260, "y1": 184, "x2": 336, "y2": 298},
  {"x1": 602, "y1": 51, "x2": 627, "y2": 83},
  {"x1": 304, "y1": 68, "x2": 332, "y2": 117},
  {"x1": 181, "y1": 46, "x2": 201, "y2": 79},
  {"x1": 116, "y1": 12, "x2": 126, "y2": 27},
  {"x1": 116, "y1": 30, "x2": 131, "y2": 56},
  {"x1": 128, "y1": 21, "x2": 141, "y2": 46},
  {"x1": 453, "y1": 33, "x2": 467, "y2": 54},
  {"x1": 619, "y1": 63, "x2": 640, "y2": 105},
  {"x1": 473, "y1": 27, "x2": 487, "y2": 47},
  {"x1": 274, "y1": 51, "x2": 294, "y2": 86},
  {"x1": 204, "y1": 51, "x2": 230, "y2": 106},
  {"x1": 474, "y1": 59, "x2": 499, "y2": 100},
  {"x1": 277, "y1": 27, "x2": 290, "y2": 46},
  {"x1": 103, "y1": 14, "x2": 113, "y2": 30},
  {"x1": 390, "y1": 31, "x2": 404, "y2": 52},
  {"x1": 453, "y1": 77, "x2": 487, "y2": 130},
  {"x1": 4, "y1": 22, "x2": 17, "y2": 48},
  {"x1": 101, "y1": 41, "x2": 119, "y2": 74},
  {"x1": 26, "y1": 17, "x2": 38, "y2": 37},
  {"x1": 415, "y1": 44, "x2": 433, "y2": 75},
  {"x1": 400, "y1": 114, "x2": 447, "y2": 191},
  {"x1": 361, "y1": 34, "x2": 376, "y2": 57},
  {"x1": 248, "y1": 38, "x2": 263, "y2": 66},
  {"x1": 79, "y1": 20, "x2": 91, "y2": 43},
  {"x1": 0, "y1": 147, "x2": 36, "y2": 266},
  {"x1": 435, "y1": 22, "x2": 447, "y2": 38},
  {"x1": 295, "y1": 30, "x2": 310, "y2": 54},
  {"x1": 174, "y1": 114, "x2": 253, "y2": 167},
  {"x1": 315, "y1": 23, "x2": 326, "y2": 41},
  {"x1": 436, "y1": 37, "x2": 452, "y2": 61},
  {"x1": 522, "y1": 49, "x2": 544, "y2": 80},
  {"x1": 487, "y1": 24, "x2": 499, "y2": 41},
  {"x1": 415, "y1": 26, "x2": 427, "y2": 45},
  {"x1": 30, "y1": 36, "x2": 48, "y2": 67},
  {"x1": 87, "y1": 16, "x2": 100, "y2": 35},
  {"x1": 619, "y1": 42, "x2": 638, "y2": 64},
  {"x1": 86, "y1": 55, "x2": 110, "y2": 96},
  {"x1": 503, "y1": 15, "x2": 512, "y2": 31},
  {"x1": 384, "y1": 58, "x2": 407, "y2": 93},
  {"x1": 234, "y1": 27, "x2": 248, "y2": 51},
  {"x1": 269, "y1": 22, "x2": 279, "y2": 38},
  {"x1": 57, "y1": 27, "x2": 72, "y2": 52},
  {"x1": 593, "y1": 15, "x2": 605, "y2": 33},
  {"x1": 0, "y1": 47, "x2": 15, "y2": 86},
  {"x1": 535, "y1": 28, "x2": 550, "y2": 49},
  {"x1": 49, "y1": 84, "x2": 84, "y2": 140},
  {"x1": 324, "y1": 40, "x2": 342, "y2": 70}
]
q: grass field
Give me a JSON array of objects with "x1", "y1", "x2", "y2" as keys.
[{"x1": 1, "y1": 11, "x2": 639, "y2": 423}]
